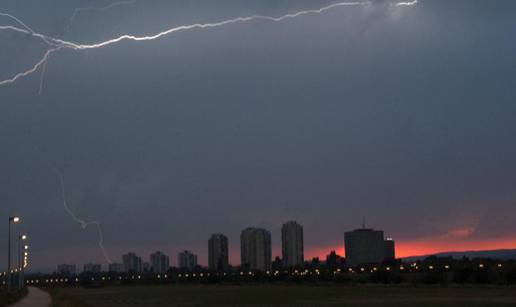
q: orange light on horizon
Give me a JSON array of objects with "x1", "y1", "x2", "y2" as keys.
[{"x1": 306, "y1": 237, "x2": 516, "y2": 260}]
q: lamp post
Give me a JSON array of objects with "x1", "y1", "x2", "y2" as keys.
[
  {"x1": 22, "y1": 245, "x2": 29, "y2": 287},
  {"x1": 18, "y1": 235, "x2": 27, "y2": 289},
  {"x1": 7, "y1": 216, "x2": 20, "y2": 292}
]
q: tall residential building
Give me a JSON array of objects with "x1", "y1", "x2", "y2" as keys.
[
  {"x1": 344, "y1": 227, "x2": 396, "y2": 266},
  {"x1": 240, "y1": 227, "x2": 272, "y2": 271},
  {"x1": 108, "y1": 263, "x2": 124, "y2": 273},
  {"x1": 150, "y1": 251, "x2": 170, "y2": 273},
  {"x1": 57, "y1": 264, "x2": 76, "y2": 276},
  {"x1": 178, "y1": 250, "x2": 198, "y2": 270},
  {"x1": 123, "y1": 252, "x2": 143, "y2": 273},
  {"x1": 83, "y1": 263, "x2": 101, "y2": 273},
  {"x1": 208, "y1": 234, "x2": 229, "y2": 272},
  {"x1": 281, "y1": 221, "x2": 304, "y2": 267}
]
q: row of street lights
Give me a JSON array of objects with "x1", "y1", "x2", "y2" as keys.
[{"x1": 7, "y1": 216, "x2": 29, "y2": 292}]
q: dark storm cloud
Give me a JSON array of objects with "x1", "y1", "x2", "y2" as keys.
[{"x1": 1, "y1": 0, "x2": 515, "y2": 271}]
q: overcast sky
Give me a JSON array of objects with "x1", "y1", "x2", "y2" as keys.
[{"x1": 1, "y1": 0, "x2": 516, "y2": 272}]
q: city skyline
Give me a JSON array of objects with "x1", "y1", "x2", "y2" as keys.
[
  {"x1": 53, "y1": 222, "x2": 381, "y2": 272},
  {"x1": 1, "y1": 0, "x2": 516, "y2": 273},
  {"x1": 5, "y1": 216, "x2": 516, "y2": 273},
  {"x1": 47, "y1": 222, "x2": 516, "y2": 275}
]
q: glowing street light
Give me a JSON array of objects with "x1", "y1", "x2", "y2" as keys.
[
  {"x1": 18, "y1": 234, "x2": 28, "y2": 289},
  {"x1": 7, "y1": 216, "x2": 21, "y2": 292}
]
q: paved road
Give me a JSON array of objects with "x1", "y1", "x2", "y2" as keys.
[{"x1": 11, "y1": 287, "x2": 51, "y2": 307}]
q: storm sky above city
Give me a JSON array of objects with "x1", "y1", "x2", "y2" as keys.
[{"x1": 1, "y1": 0, "x2": 515, "y2": 272}]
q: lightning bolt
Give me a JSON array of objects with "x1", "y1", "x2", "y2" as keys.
[
  {"x1": 396, "y1": 0, "x2": 418, "y2": 6},
  {"x1": 38, "y1": 55, "x2": 49, "y2": 95},
  {"x1": 52, "y1": 167, "x2": 112, "y2": 264},
  {"x1": 0, "y1": 13, "x2": 58, "y2": 47},
  {"x1": 0, "y1": 0, "x2": 418, "y2": 87},
  {"x1": 65, "y1": 0, "x2": 137, "y2": 33},
  {"x1": 0, "y1": 12, "x2": 35, "y2": 33}
]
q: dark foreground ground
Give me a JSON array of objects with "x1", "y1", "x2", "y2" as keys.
[
  {"x1": 0, "y1": 288, "x2": 28, "y2": 307},
  {"x1": 47, "y1": 284, "x2": 516, "y2": 307}
]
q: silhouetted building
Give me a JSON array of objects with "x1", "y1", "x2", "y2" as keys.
[
  {"x1": 344, "y1": 227, "x2": 396, "y2": 266},
  {"x1": 143, "y1": 262, "x2": 151, "y2": 272},
  {"x1": 241, "y1": 227, "x2": 272, "y2": 271},
  {"x1": 123, "y1": 252, "x2": 143, "y2": 273},
  {"x1": 311, "y1": 257, "x2": 320, "y2": 266},
  {"x1": 150, "y1": 251, "x2": 170, "y2": 273},
  {"x1": 178, "y1": 250, "x2": 197, "y2": 270},
  {"x1": 384, "y1": 238, "x2": 396, "y2": 262},
  {"x1": 57, "y1": 264, "x2": 76, "y2": 276},
  {"x1": 208, "y1": 234, "x2": 229, "y2": 272},
  {"x1": 281, "y1": 221, "x2": 304, "y2": 267},
  {"x1": 83, "y1": 263, "x2": 101, "y2": 273},
  {"x1": 108, "y1": 263, "x2": 124, "y2": 273},
  {"x1": 272, "y1": 256, "x2": 283, "y2": 271},
  {"x1": 326, "y1": 251, "x2": 343, "y2": 270}
]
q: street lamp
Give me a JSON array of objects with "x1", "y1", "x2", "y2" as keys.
[
  {"x1": 7, "y1": 216, "x2": 21, "y2": 292},
  {"x1": 18, "y1": 235, "x2": 27, "y2": 289},
  {"x1": 23, "y1": 245, "x2": 29, "y2": 270}
]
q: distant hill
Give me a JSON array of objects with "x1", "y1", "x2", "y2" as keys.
[{"x1": 403, "y1": 249, "x2": 516, "y2": 262}]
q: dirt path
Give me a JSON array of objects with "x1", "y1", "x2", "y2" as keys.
[{"x1": 10, "y1": 287, "x2": 51, "y2": 307}]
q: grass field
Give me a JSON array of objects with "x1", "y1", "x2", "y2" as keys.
[{"x1": 48, "y1": 284, "x2": 516, "y2": 307}]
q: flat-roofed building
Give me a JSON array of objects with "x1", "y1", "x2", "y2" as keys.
[
  {"x1": 178, "y1": 250, "x2": 197, "y2": 270},
  {"x1": 344, "y1": 228, "x2": 395, "y2": 266},
  {"x1": 57, "y1": 264, "x2": 76, "y2": 276},
  {"x1": 150, "y1": 251, "x2": 170, "y2": 273},
  {"x1": 83, "y1": 263, "x2": 101, "y2": 273},
  {"x1": 281, "y1": 221, "x2": 304, "y2": 267},
  {"x1": 241, "y1": 227, "x2": 272, "y2": 271},
  {"x1": 208, "y1": 234, "x2": 229, "y2": 272},
  {"x1": 108, "y1": 262, "x2": 124, "y2": 273},
  {"x1": 123, "y1": 252, "x2": 143, "y2": 273}
]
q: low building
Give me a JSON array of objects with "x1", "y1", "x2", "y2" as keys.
[
  {"x1": 108, "y1": 263, "x2": 124, "y2": 273},
  {"x1": 143, "y1": 262, "x2": 151, "y2": 272},
  {"x1": 83, "y1": 263, "x2": 101, "y2": 273},
  {"x1": 178, "y1": 250, "x2": 198, "y2": 270},
  {"x1": 344, "y1": 227, "x2": 396, "y2": 266},
  {"x1": 57, "y1": 264, "x2": 76, "y2": 276},
  {"x1": 150, "y1": 251, "x2": 170, "y2": 274},
  {"x1": 123, "y1": 252, "x2": 143, "y2": 273},
  {"x1": 326, "y1": 251, "x2": 344, "y2": 270}
]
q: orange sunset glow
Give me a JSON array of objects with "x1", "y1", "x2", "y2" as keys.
[{"x1": 307, "y1": 237, "x2": 516, "y2": 260}]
